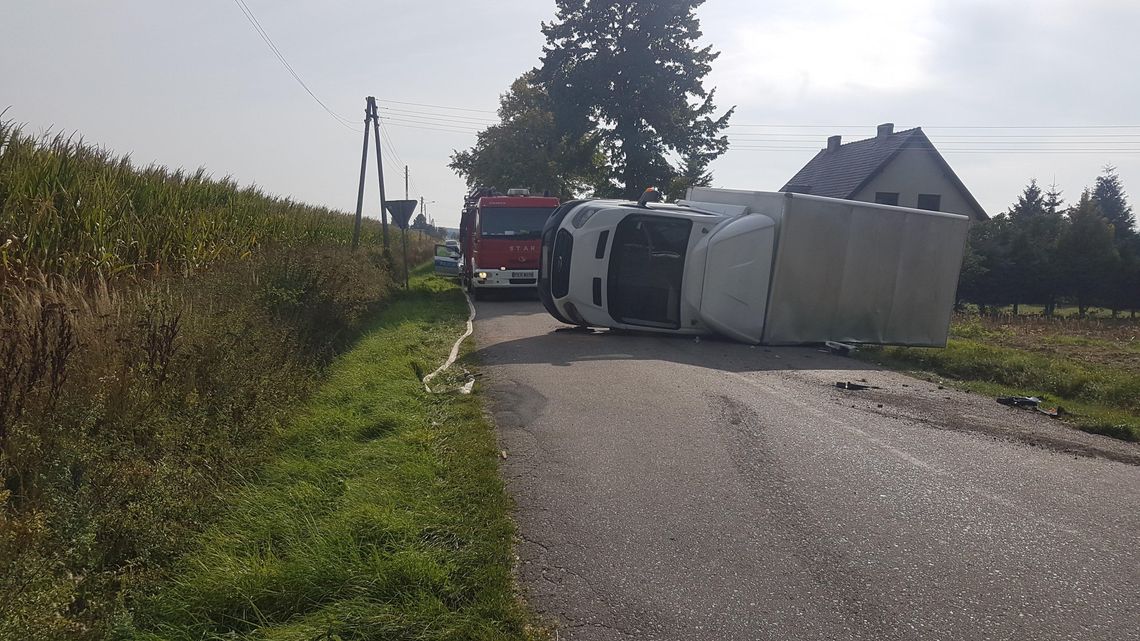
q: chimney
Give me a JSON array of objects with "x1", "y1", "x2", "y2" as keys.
[
  {"x1": 877, "y1": 122, "x2": 894, "y2": 138},
  {"x1": 827, "y1": 135, "x2": 842, "y2": 152}
]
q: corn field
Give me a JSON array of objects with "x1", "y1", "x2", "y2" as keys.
[
  {"x1": 0, "y1": 120, "x2": 441, "y2": 639},
  {"x1": 0, "y1": 120, "x2": 381, "y2": 284}
]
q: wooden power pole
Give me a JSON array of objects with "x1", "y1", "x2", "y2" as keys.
[{"x1": 352, "y1": 96, "x2": 390, "y2": 251}]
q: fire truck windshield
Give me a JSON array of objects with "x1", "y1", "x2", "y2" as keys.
[{"x1": 479, "y1": 207, "x2": 552, "y2": 239}]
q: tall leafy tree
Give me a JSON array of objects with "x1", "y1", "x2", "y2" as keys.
[
  {"x1": 1092, "y1": 166, "x2": 1135, "y2": 239},
  {"x1": 538, "y1": 0, "x2": 734, "y2": 198},
  {"x1": 1057, "y1": 190, "x2": 1120, "y2": 315},
  {"x1": 450, "y1": 72, "x2": 604, "y2": 198}
]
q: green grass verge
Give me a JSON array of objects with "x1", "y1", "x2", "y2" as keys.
[
  {"x1": 860, "y1": 339, "x2": 1140, "y2": 442},
  {"x1": 118, "y1": 273, "x2": 541, "y2": 641}
]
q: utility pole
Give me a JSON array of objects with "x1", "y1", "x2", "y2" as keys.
[
  {"x1": 352, "y1": 96, "x2": 390, "y2": 251},
  {"x1": 419, "y1": 196, "x2": 425, "y2": 239},
  {"x1": 368, "y1": 97, "x2": 390, "y2": 250},
  {"x1": 407, "y1": 167, "x2": 413, "y2": 238},
  {"x1": 352, "y1": 101, "x2": 370, "y2": 251}
]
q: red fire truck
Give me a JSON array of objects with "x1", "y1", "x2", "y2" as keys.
[{"x1": 459, "y1": 188, "x2": 560, "y2": 299}]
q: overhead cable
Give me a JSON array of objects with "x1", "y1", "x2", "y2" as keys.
[{"x1": 231, "y1": 0, "x2": 357, "y2": 131}]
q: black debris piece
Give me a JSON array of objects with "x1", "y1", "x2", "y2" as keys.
[{"x1": 997, "y1": 396, "x2": 1041, "y2": 409}]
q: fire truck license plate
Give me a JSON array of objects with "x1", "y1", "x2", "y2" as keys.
[{"x1": 511, "y1": 271, "x2": 534, "y2": 278}]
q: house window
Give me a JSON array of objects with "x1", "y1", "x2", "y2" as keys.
[
  {"x1": 874, "y1": 192, "x2": 899, "y2": 206},
  {"x1": 917, "y1": 194, "x2": 942, "y2": 211}
]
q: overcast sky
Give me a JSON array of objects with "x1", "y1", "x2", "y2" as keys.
[{"x1": 4, "y1": 0, "x2": 1138, "y2": 228}]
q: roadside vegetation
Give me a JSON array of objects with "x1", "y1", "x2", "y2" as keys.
[
  {"x1": 958, "y1": 171, "x2": 1138, "y2": 318},
  {"x1": 119, "y1": 273, "x2": 537, "y2": 641},
  {"x1": 863, "y1": 312, "x2": 1140, "y2": 442},
  {"x1": 0, "y1": 120, "x2": 439, "y2": 638}
]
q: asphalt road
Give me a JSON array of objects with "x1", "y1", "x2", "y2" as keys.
[{"x1": 470, "y1": 295, "x2": 1140, "y2": 641}]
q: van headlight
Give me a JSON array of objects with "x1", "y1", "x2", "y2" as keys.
[{"x1": 477, "y1": 272, "x2": 488, "y2": 279}]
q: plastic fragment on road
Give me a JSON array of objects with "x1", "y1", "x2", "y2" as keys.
[
  {"x1": 825, "y1": 341, "x2": 857, "y2": 356},
  {"x1": 997, "y1": 395, "x2": 1042, "y2": 408},
  {"x1": 836, "y1": 381, "x2": 875, "y2": 390}
]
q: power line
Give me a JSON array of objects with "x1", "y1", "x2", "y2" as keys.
[
  {"x1": 370, "y1": 96, "x2": 1140, "y2": 131},
  {"x1": 725, "y1": 141, "x2": 1140, "y2": 148},
  {"x1": 231, "y1": 0, "x2": 357, "y2": 131},
  {"x1": 376, "y1": 120, "x2": 421, "y2": 194},
  {"x1": 376, "y1": 98, "x2": 498, "y2": 114},
  {"x1": 378, "y1": 111, "x2": 498, "y2": 128},
  {"x1": 725, "y1": 131, "x2": 1140, "y2": 138},
  {"x1": 379, "y1": 107, "x2": 499, "y2": 125},
  {"x1": 378, "y1": 118, "x2": 482, "y2": 135},
  {"x1": 727, "y1": 123, "x2": 1140, "y2": 129},
  {"x1": 727, "y1": 144, "x2": 1140, "y2": 154}
]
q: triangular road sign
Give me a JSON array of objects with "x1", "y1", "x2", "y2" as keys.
[{"x1": 385, "y1": 200, "x2": 418, "y2": 230}]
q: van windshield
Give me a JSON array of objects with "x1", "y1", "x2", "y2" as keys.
[{"x1": 480, "y1": 207, "x2": 553, "y2": 239}]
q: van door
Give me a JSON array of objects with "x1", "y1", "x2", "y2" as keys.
[
  {"x1": 606, "y1": 214, "x2": 692, "y2": 329},
  {"x1": 433, "y1": 244, "x2": 460, "y2": 276}
]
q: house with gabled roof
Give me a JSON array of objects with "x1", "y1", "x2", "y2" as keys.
[{"x1": 782, "y1": 123, "x2": 988, "y2": 220}]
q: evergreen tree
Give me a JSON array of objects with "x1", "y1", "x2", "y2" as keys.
[
  {"x1": 1111, "y1": 239, "x2": 1140, "y2": 316},
  {"x1": 958, "y1": 215, "x2": 1016, "y2": 312},
  {"x1": 1093, "y1": 166, "x2": 1135, "y2": 239},
  {"x1": 666, "y1": 152, "x2": 713, "y2": 201},
  {"x1": 450, "y1": 72, "x2": 604, "y2": 198},
  {"x1": 1006, "y1": 179, "x2": 1067, "y2": 314},
  {"x1": 1008, "y1": 179, "x2": 1046, "y2": 220},
  {"x1": 1057, "y1": 190, "x2": 1120, "y2": 315},
  {"x1": 1044, "y1": 182, "x2": 1065, "y2": 216},
  {"x1": 538, "y1": 0, "x2": 733, "y2": 198}
]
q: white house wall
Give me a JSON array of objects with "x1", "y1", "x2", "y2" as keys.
[{"x1": 852, "y1": 148, "x2": 979, "y2": 219}]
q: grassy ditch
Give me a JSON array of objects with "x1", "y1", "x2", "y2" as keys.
[
  {"x1": 860, "y1": 315, "x2": 1140, "y2": 442},
  {"x1": 119, "y1": 274, "x2": 540, "y2": 641}
]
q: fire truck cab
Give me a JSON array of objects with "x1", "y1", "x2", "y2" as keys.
[{"x1": 459, "y1": 188, "x2": 559, "y2": 299}]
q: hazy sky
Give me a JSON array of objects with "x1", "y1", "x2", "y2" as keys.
[{"x1": 4, "y1": 0, "x2": 1138, "y2": 227}]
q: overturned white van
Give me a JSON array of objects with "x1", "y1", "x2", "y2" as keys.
[{"x1": 537, "y1": 188, "x2": 970, "y2": 346}]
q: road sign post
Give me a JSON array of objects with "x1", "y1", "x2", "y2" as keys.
[{"x1": 385, "y1": 199, "x2": 418, "y2": 288}]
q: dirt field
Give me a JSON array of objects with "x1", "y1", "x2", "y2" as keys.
[
  {"x1": 865, "y1": 312, "x2": 1140, "y2": 442},
  {"x1": 956, "y1": 313, "x2": 1140, "y2": 375}
]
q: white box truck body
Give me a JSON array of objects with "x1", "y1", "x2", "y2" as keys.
[{"x1": 537, "y1": 189, "x2": 969, "y2": 347}]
